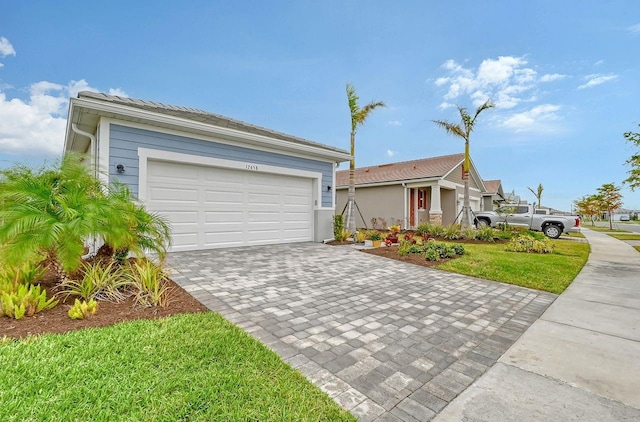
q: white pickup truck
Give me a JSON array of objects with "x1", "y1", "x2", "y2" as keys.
[{"x1": 474, "y1": 204, "x2": 581, "y2": 239}]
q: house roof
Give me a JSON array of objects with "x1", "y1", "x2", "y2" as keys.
[
  {"x1": 336, "y1": 153, "x2": 466, "y2": 187},
  {"x1": 65, "y1": 92, "x2": 350, "y2": 161},
  {"x1": 483, "y1": 179, "x2": 502, "y2": 195}
]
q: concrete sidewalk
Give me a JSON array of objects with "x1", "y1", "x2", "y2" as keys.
[{"x1": 435, "y1": 229, "x2": 640, "y2": 421}]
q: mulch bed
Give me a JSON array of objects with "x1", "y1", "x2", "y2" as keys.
[
  {"x1": 361, "y1": 245, "x2": 447, "y2": 267},
  {"x1": 0, "y1": 270, "x2": 208, "y2": 340}
]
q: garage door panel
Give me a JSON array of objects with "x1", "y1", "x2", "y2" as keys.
[
  {"x1": 203, "y1": 190, "x2": 244, "y2": 205},
  {"x1": 204, "y1": 211, "x2": 243, "y2": 223},
  {"x1": 148, "y1": 186, "x2": 199, "y2": 203},
  {"x1": 146, "y1": 160, "x2": 313, "y2": 250}
]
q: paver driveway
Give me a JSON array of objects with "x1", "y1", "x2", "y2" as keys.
[{"x1": 168, "y1": 243, "x2": 555, "y2": 421}]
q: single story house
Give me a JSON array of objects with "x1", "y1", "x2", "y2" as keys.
[
  {"x1": 335, "y1": 153, "x2": 487, "y2": 229},
  {"x1": 64, "y1": 92, "x2": 351, "y2": 251},
  {"x1": 482, "y1": 179, "x2": 506, "y2": 211}
]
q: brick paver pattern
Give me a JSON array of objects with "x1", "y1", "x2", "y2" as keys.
[{"x1": 168, "y1": 243, "x2": 555, "y2": 422}]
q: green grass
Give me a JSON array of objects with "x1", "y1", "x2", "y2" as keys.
[
  {"x1": 436, "y1": 240, "x2": 590, "y2": 294},
  {"x1": 584, "y1": 225, "x2": 630, "y2": 233},
  {"x1": 0, "y1": 312, "x2": 354, "y2": 422},
  {"x1": 608, "y1": 233, "x2": 640, "y2": 240},
  {"x1": 635, "y1": 246, "x2": 640, "y2": 252},
  {"x1": 562, "y1": 231, "x2": 585, "y2": 238}
]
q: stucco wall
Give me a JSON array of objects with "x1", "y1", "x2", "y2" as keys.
[
  {"x1": 336, "y1": 185, "x2": 405, "y2": 229},
  {"x1": 442, "y1": 189, "x2": 457, "y2": 225}
]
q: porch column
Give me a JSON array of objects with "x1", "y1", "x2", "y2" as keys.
[
  {"x1": 403, "y1": 184, "x2": 408, "y2": 230},
  {"x1": 429, "y1": 184, "x2": 443, "y2": 225}
]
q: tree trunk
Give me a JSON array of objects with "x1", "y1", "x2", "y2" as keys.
[
  {"x1": 461, "y1": 140, "x2": 473, "y2": 229},
  {"x1": 346, "y1": 130, "x2": 357, "y2": 233},
  {"x1": 461, "y1": 175, "x2": 473, "y2": 229}
]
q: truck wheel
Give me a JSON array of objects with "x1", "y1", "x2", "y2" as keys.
[
  {"x1": 543, "y1": 224, "x2": 562, "y2": 239},
  {"x1": 475, "y1": 219, "x2": 489, "y2": 229}
]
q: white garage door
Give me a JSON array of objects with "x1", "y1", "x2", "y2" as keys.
[{"x1": 145, "y1": 160, "x2": 314, "y2": 251}]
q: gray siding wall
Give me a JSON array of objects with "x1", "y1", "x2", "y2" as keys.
[{"x1": 108, "y1": 124, "x2": 335, "y2": 207}]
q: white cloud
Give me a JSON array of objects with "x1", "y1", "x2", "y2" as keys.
[
  {"x1": 438, "y1": 101, "x2": 454, "y2": 110},
  {"x1": 0, "y1": 37, "x2": 16, "y2": 57},
  {"x1": 540, "y1": 73, "x2": 567, "y2": 82},
  {"x1": 594, "y1": 60, "x2": 604, "y2": 66},
  {"x1": 0, "y1": 79, "x2": 126, "y2": 160},
  {"x1": 386, "y1": 149, "x2": 395, "y2": 157},
  {"x1": 387, "y1": 120, "x2": 402, "y2": 126},
  {"x1": 435, "y1": 55, "x2": 547, "y2": 110},
  {"x1": 627, "y1": 23, "x2": 640, "y2": 33},
  {"x1": 108, "y1": 88, "x2": 128, "y2": 97},
  {"x1": 577, "y1": 74, "x2": 618, "y2": 89},
  {"x1": 502, "y1": 104, "x2": 561, "y2": 132}
]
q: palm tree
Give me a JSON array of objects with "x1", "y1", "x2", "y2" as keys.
[
  {"x1": 345, "y1": 83, "x2": 385, "y2": 233},
  {"x1": 527, "y1": 183, "x2": 544, "y2": 210},
  {"x1": 433, "y1": 99, "x2": 494, "y2": 229},
  {"x1": 0, "y1": 154, "x2": 171, "y2": 276}
]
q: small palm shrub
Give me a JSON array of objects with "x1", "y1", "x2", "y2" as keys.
[
  {"x1": 0, "y1": 155, "x2": 171, "y2": 276},
  {"x1": 398, "y1": 239, "x2": 465, "y2": 261},
  {"x1": 68, "y1": 298, "x2": 99, "y2": 320},
  {"x1": 507, "y1": 235, "x2": 554, "y2": 254},
  {"x1": 1, "y1": 284, "x2": 58, "y2": 320},
  {"x1": 60, "y1": 261, "x2": 128, "y2": 302},
  {"x1": 126, "y1": 260, "x2": 172, "y2": 307},
  {"x1": 0, "y1": 262, "x2": 46, "y2": 288}
]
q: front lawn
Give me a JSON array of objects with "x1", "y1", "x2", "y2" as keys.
[
  {"x1": 436, "y1": 240, "x2": 590, "y2": 294},
  {"x1": 584, "y1": 226, "x2": 630, "y2": 233},
  {"x1": 0, "y1": 312, "x2": 354, "y2": 422},
  {"x1": 607, "y1": 233, "x2": 640, "y2": 241}
]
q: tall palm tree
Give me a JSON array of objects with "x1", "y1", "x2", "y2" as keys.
[
  {"x1": 345, "y1": 83, "x2": 385, "y2": 233},
  {"x1": 527, "y1": 183, "x2": 544, "y2": 210},
  {"x1": 433, "y1": 99, "x2": 494, "y2": 229}
]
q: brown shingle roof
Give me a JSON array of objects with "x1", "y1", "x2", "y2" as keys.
[
  {"x1": 336, "y1": 153, "x2": 464, "y2": 187},
  {"x1": 77, "y1": 91, "x2": 347, "y2": 154},
  {"x1": 483, "y1": 179, "x2": 502, "y2": 195}
]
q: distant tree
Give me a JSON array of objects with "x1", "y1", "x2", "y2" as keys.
[
  {"x1": 596, "y1": 183, "x2": 623, "y2": 230},
  {"x1": 345, "y1": 83, "x2": 385, "y2": 233},
  {"x1": 623, "y1": 123, "x2": 640, "y2": 190},
  {"x1": 574, "y1": 194, "x2": 604, "y2": 226},
  {"x1": 527, "y1": 183, "x2": 544, "y2": 209},
  {"x1": 433, "y1": 99, "x2": 494, "y2": 228}
]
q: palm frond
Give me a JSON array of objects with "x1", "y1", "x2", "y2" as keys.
[{"x1": 432, "y1": 120, "x2": 466, "y2": 140}]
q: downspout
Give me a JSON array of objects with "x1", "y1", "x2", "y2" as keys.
[
  {"x1": 402, "y1": 182, "x2": 408, "y2": 230},
  {"x1": 71, "y1": 123, "x2": 98, "y2": 174},
  {"x1": 71, "y1": 124, "x2": 99, "y2": 256}
]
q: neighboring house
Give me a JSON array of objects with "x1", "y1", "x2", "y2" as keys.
[
  {"x1": 64, "y1": 92, "x2": 350, "y2": 251},
  {"x1": 482, "y1": 179, "x2": 506, "y2": 211},
  {"x1": 335, "y1": 153, "x2": 487, "y2": 229}
]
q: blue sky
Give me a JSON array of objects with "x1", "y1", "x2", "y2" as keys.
[{"x1": 1, "y1": 1, "x2": 639, "y2": 211}]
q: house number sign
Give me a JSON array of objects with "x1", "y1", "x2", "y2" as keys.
[{"x1": 245, "y1": 164, "x2": 259, "y2": 171}]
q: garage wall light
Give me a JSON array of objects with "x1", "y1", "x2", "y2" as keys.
[
  {"x1": 116, "y1": 164, "x2": 126, "y2": 173},
  {"x1": 327, "y1": 185, "x2": 332, "y2": 191}
]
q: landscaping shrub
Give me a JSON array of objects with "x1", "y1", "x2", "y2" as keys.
[
  {"x1": 0, "y1": 155, "x2": 171, "y2": 276},
  {"x1": 60, "y1": 261, "x2": 128, "y2": 302},
  {"x1": 333, "y1": 214, "x2": 344, "y2": 240},
  {"x1": 0, "y1": 284, "x2": 58, "y2": 319},
  {"x1": 442, "y1": 224, "x2": 462, "y2": 240},
  {"x1": 461, "y1": 228, "x2": 478, "y2": 240},
  {"x1": 507, "y1": 235, "x2": 554, "y2": 254},
  {"x1": 334, "y1": 229, "x2": 352, "y2": 242},
  {"x1": 68, "y1": 298, "x2": 99, "y2": 320},
  {"x1": 398, "y1": 240, "x2": 423, "y2": 256},
  {"x1": 126, "y1": 260, "x2": 172, "y2": 307},
  {"x1": 476, "y1": 226, "x2": 497, "y2": 242}
]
